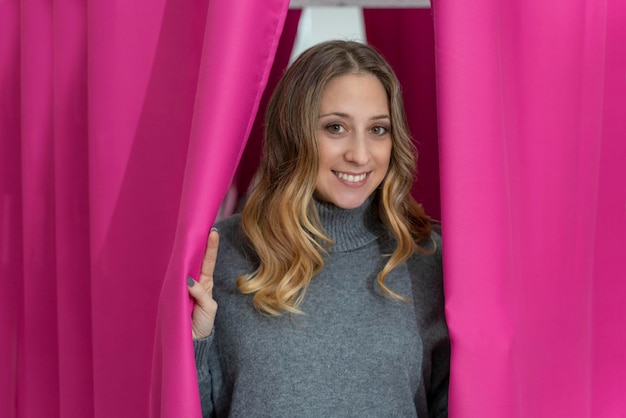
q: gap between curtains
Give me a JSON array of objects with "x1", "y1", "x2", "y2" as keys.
[{"x1": 364, "y1": 8, "x2": 441, "y2": 221}]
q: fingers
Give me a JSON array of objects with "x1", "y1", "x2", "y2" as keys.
[
  {"x1": 188, "y1": 278, "x2": 218, "y2": 339},
  {"x1": 186, "y1": 227, "x2": 220, "y2": 339},
  {"x1": 187, "y1": 275, "x2": 209, "y2": 305},
  {"x1": 199, "y1": 228, "x2": 220, "y2": 298}
]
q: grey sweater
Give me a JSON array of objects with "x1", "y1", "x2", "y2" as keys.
[{"x1": 194, "y1": 198, "x2": 449, "y2": 417}]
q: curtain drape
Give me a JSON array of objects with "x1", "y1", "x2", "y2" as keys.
[
  {"x1": 148, "y1": 2, "x2": 291, "y2": 416},
  {"x1": 433, "y1": 0, "x2": 626, "y2": 416},
  {"x1": 0, "y1": 0, "x2": 289, "y2": 417},
  {"x1": 233, "y1": 10, "x2": 301, "y2": 206},
  {"x1": 4, "y1": 1, "x2": 626, "y2": 417}
]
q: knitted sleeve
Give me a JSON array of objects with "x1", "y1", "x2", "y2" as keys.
[
  {"x1": 409, "y1": 230, "x2": 450, "y2": 417},
  {"x1": 194, "y1": 334, "x2": 216, "y2": 418},
  {"x1": 427, "y1": 232, "x2": 450, "y2": 418}
]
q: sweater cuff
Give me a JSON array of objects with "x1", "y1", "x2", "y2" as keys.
[{"x1": 193, "y1": 333, "x2": 215, "y2": 374}]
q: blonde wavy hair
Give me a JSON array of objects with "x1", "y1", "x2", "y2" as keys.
[{"x1": 238, "y1": 40, "x2": 433, "y2": 315}]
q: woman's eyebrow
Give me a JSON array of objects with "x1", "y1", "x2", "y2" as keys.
[
  {"x1": 319, "y1": 112, "x2": 350, "y2": 118},
  {"x1": 318, "y1": 112, "x2": 390, "y2": 120}
]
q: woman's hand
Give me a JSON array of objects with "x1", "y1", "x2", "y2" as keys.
[{"x1": 187, "y1": 228, "x2": 219, "y2": 340}]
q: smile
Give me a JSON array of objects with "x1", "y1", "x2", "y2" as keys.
[{"x1": 333, "y1": 171, "x2": 368, "y2": 183}]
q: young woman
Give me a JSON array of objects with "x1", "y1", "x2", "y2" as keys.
[{"x1": 187, "y1": 40, "x2": 449, "y2": 417}]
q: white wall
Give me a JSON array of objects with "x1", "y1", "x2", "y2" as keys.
[{"x1": 290, "y1": 7, "x2": 366, "y2": 62}]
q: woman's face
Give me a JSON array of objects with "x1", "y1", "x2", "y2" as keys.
[{"x1": 314, "y1": 73, "x2": 392, "y2": 209}]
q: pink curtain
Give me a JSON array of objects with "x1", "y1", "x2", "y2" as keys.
[
  {"x1": 234, "y1": 10, "x2": 302, "y2": 203},
  {"x1": 0, "y1": 0, "x2": 288, "y2": 417},
  {"x1": 4, "y1": 1, "x2": 626, "y2": 417},
  {"x1": 433, "y1": 0, "x2": 626, "y2": 416}
]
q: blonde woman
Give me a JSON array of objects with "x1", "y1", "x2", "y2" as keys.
[{"x1": 187, "y1": 40, "x2": 449, "y2": 417}]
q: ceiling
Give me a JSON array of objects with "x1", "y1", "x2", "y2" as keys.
[{"x1": 289, "y1": 0, "x2": 430, "y2": 8}]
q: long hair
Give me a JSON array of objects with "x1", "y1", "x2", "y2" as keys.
[{"x1": 238, "y1": 40, "x2": 433, "y2": 315}]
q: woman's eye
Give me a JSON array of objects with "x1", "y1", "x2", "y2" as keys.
[
  {"x1": 371, "y1": 126, "x2": 389, "y2": 135},
  {"x1": 326, "y1": 124, "x2": 345, "y2": 134}
]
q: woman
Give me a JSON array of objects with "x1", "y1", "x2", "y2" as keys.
[{"x1": 187, "y1": 40, "x2": 449, "y2": 417}]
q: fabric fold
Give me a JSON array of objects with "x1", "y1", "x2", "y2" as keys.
[{"x1": 149, "y1": 1, "x2": 289, "y2": 417}]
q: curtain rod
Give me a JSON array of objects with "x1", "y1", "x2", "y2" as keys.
[{"x1": 289, "y1": 0, "x2": 430, "y2": 8}]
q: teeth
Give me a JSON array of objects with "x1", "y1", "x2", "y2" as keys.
[{"x1": 335, "y1": 172, "x2": 367, "y2": 183}]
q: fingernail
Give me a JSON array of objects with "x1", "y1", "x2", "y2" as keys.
[
  {"x1": 210, "y1": 227, "x2": 218, "y2": 232},
  {"x1": 186, "y1": 276, "x2": 195, "y2": 287}
]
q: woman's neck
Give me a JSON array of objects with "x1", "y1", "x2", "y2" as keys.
[{"x1": 314, "y1": 195, "x2": 386, "y2": 253}]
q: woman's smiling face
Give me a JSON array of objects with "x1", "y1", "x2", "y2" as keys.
[{"x1": 314, "y1": 73, "x2": 392, "y2": 209}]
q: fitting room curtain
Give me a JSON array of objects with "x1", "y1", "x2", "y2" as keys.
[
  {"x1": 4, "y1": 1, "x2": 626, "y2": 417},
  {"x1": 0, "y1": 0, "x2": 289, "y2": 417},
  {"x1": 433, "y1": 0, "x2": 626, "y2": 416}
]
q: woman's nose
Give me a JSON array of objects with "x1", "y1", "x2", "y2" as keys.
[{"x1": 344, "y1": 135, "x2": 370, "y2": 165}]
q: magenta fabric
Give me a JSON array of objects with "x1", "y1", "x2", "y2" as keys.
[
  {"x1": 149, "y1": 0, "x2": 289, "y2": 415},
  {"x1": 0, "y1": 0, "x2": 288, "y2": 417},
  {"x1": 4, "y1": 1, "x2": 625, "y2": 416},
  {"x1": 0, "y1": 3, "x2": 24, "y2": 417},
  {"x1": 364, "y1": 9, "x2": 441, "y2": 221},
  {"x1": 234, "y1": 10, "x2": 301, "y2": 202},
  {"x1": 433, "y1": 0, "x2": 626, "y2": 416}
]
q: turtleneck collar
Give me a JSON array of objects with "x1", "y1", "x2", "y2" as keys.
[{"x1": 314, "y1": 195, "x2": 387, "y2": 253}]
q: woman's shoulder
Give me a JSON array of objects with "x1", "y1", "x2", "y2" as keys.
[
  {"x1": 430, "y1": 227, "x2": 442, "y2": 257},
  {"x1": 407, "y1": 228, "x2": 444, "y2": 295},
  {"x1": 416, "y1": 224, "x2": 442, "y2": 257},
  {"x1": 213, "y1": 213, "x2": 242, "y2": 238},
  {"x1": 212, "y1": 213, "x2": 256, "y2": 264},
  {"x1": 213, "y1": 213, "x2": 247, "y2": 250}
]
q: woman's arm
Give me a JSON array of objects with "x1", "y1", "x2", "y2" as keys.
[
  {"x1": 188, "y1": 229, "x2": 221, "y2": 417},
  {"x1": 194, "y1": 334, "x2": 216, "y2": 418},
  {"x1": 427, "y1": 232, "x2": 450, "y2": 418}
]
